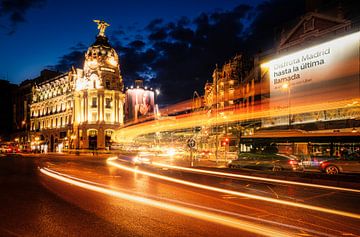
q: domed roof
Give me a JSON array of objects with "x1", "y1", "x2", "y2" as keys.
[{"x1": 91, "y1": 35, "x2": 112, "y2": 48}]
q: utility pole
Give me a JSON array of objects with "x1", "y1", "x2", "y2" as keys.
[{"x1": 215, "y1": 64, "x2": 219, "y2": 164}]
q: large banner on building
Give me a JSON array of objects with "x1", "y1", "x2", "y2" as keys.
[
  {"x1": 125, "y1": 88, "x2": 155, "y2": 121},
  {"x1": 262, "y1": 31, "x2": 360, "y2": 115}
]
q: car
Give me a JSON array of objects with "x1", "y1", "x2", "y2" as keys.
[
  {"x1": 319, "y1": 153, "x2": 360, "y2": 175},
  {"x1": 227, "y1": 153, "x2": 302, "y2": 171},
  {"x1": 131, "y1": 153, "x2": 154, "y2": 165}
]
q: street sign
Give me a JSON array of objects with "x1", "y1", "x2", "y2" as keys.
[{"x1": 187, "y1": 138, "x2": 196, "y2": 148}]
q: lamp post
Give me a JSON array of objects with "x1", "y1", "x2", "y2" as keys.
[
  {"x1": 192, "y1": 90, "x2": 201, "y2": 131},
  {"x1": 282, "y1": 82, "x2": 291, "y2": 129},
  {"x1": 215, "y1": 65, "x2": 219, "y2": 164},
  {"x1": 154, "y1": 88, "x2": 160, "y2": 119}
]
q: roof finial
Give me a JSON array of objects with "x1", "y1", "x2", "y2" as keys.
[{"x1": 93, "y1": 20, "x2": 110, "y2": 37}]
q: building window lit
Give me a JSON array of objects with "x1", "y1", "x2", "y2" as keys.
[
  {"x1": 105, "y1": 98, "x2": 111, "y2": 108},
  {"x1": 92, "y1": 97, "x2": 97, "y2": 108}
]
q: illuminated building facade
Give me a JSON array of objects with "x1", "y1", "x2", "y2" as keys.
[
  {"x1": 259, "y1": 10, "x2": 360, "y2": 129},
  {"x1": 30, "y1": 20, "x2": 125, "y2": 151},
  {"x1": 205, "y1": 55, "x2": 252, "y2": 110}
]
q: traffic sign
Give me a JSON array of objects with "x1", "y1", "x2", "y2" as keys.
[{"x1": 187, "y1": 138, "x2": 196, "y2": 148}]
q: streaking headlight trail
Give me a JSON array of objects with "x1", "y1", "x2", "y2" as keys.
[
  {"x1": 39, "y1": 167, "x2": 295, "y2": 237},
  {"x1": 107, "y1": 157, "x2": 360, "y2": 220},
  {"x1": 151, "y1": 162, "x2": 360, "y2": 193}
]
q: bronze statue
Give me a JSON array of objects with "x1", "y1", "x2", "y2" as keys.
[{"x1": 93, "y1": 20, "x2": 110, "y2": 37}]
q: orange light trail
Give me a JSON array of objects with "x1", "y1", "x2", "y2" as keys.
[
  {"x1": 107, "y1": 157, "x2": 360, "y2": 220},
  {"x1": 151, "y1": 162, "x2": 360, "y2": 194},
  {"x1": 39, "y1": 167, "x2": 295, "y2": 237},
  {"x1": 112, "y1": 98, "x2": 360, "y2": 143}
]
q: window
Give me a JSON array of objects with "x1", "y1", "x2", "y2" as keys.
[
  {"x1": 106, "y1": 80, "x2": 110, "y2": 89},
  {"x1": 92, "y1": 97, "x2": 97, "y2": 108},
  {"x1": 105, "y1": 113, "x2": 111, "y2": 122},
  {"x1": 304, "y1": 19, "x2": 314, "y2": 33},
  {"x1": 92, "y1": 112, "x2": 97, "y2": 121},
  {"x1": 105, "y1": 98, "x2": 111, "y2": 108}
]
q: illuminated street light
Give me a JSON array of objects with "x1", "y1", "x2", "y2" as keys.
[{"x1": 155, "y1": 89, "x2": 160, "y2": 95}]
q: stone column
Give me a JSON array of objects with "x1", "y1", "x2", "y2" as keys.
[
  {"x1": 97, "y1": 127, "x2": 105, "y2": 149},
  {"x1": 101, "y1": 93, "x2": 105, "y2": 122},
  {"x1": 97, "y1": 92, "x2": 101, "y2": 122}
]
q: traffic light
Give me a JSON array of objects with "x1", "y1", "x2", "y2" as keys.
[{"x1": 222, "y1": 137, "x2": 229, "y2": 146}]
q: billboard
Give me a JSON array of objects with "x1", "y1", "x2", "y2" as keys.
[
  {"x1": 262, "y1": 31, "x2": 360, "y2": 114},
  {"x1": 125, "y1": 88, "x2": 155, "y2": 121}
]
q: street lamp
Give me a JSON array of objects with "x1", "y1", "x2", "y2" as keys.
[
  {"x1": 214, "y1": 64, "x2": 219, "y2": 164},
  {"x1": 282, "y1": 82, "x2": 291, "y2": 129}
]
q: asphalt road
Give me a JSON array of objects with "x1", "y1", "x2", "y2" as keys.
[{"x1": 1, "y1": 154, "x2": 360, "y2": 237}]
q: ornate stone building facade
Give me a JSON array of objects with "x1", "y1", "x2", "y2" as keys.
[
  {"x1": 30, "y1": 20, "x2": 125, "y2": 151},
  {"x1": 204, "y1": 54, "x2": 252, "y2": 111}
]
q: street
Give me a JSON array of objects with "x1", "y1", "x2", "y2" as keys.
[{"x1": 1, "y1": 154, "x2": 360, "y2": 236}]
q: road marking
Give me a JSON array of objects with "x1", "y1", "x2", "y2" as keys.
[
  {"x1": 303, "y1": 192, "x2": 336, "y2": 201},
  {"x1": 108, "y1": 157, "x2": 360, "y2": 220},
  {"x1": 266, "y1": 185, "x2": 279, "y2": 199},
  {"x1": 151, "y1": 162, "x2": 360, "y2": 193}
]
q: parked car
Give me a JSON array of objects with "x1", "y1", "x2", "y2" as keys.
[
  {"x1": 227, "y1": 153, "x2": 302, "y2": 171},
  {"x1": 319, "y1": 153, "x2": 360, "y2": 175}
]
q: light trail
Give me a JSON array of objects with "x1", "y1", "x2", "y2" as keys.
[
  {"x1": 151, "y1": 162, "x2": 360, "y2": 194},
  {"x1": 39, "y1": 167, "x2": 295, "y2": 237},
  {"x1": 112, "y1": 98, "x2": 360, "y2": 143},
  {"x1": 107, "y1": 157, "x2": 360, "y2": 220}
]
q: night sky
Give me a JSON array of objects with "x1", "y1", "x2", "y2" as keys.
[{"x1": 1, "y1": 0, "x2": 357, "y2": 103}]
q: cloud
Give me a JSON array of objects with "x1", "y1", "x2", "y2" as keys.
[
  {"x1": 0, "y1": 0, "x2": 46, "y2": 34},
  {"x1": 51, "y1": 0, "x2": 359, "y2": 104},
  {"x1": 47, "y1": 42, "x2": 86, "y2": 72}
]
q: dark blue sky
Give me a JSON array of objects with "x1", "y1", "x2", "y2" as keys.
[{"x1": 0, "y1": 0, "x2": 261, "y2": 84}]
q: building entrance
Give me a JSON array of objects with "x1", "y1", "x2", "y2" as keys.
[{"x1": 88, "y1": 130, "x2": 98, "y2": 150}]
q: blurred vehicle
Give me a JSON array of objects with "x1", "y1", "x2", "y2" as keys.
[
  {"x1": 0, "y1": 144, "x2": 20, "y2": 153},
  {"x1": 131, "y1": 152, "x2": 154, "y2": 165},
  {"x1": 8, "y1": 146, "x2": 21, "y2": 153},
  {"x1": 0, "y1": 144, "x2": 8, "y2": 153},
  {"x1": 227, "y1": 153, "x2": 302, "y2": 171},
  {"x1": 319, "y1": 153, "x2": 360, "y2": 175},
  {"x1": 196, "y1": 150, "x2": 212, "y2": 159}
]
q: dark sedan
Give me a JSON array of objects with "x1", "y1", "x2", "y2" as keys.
[
  {"x1": 319, "y1": 153, "x2": 360, "y2": 175},
  {"x1": 227, "y1": 153, "x2": 302, "y2": 171}
]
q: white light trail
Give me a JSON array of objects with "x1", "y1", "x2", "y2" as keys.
[
  {"x1": 107, "y1": 158, "x2": 360, "y2": 220},
  {"x1": 151, "y1": 162, "x2": 360, "y2": 193},
  {"x1": 39, "y1": 167, "x2": 295, "y2": 237}
]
